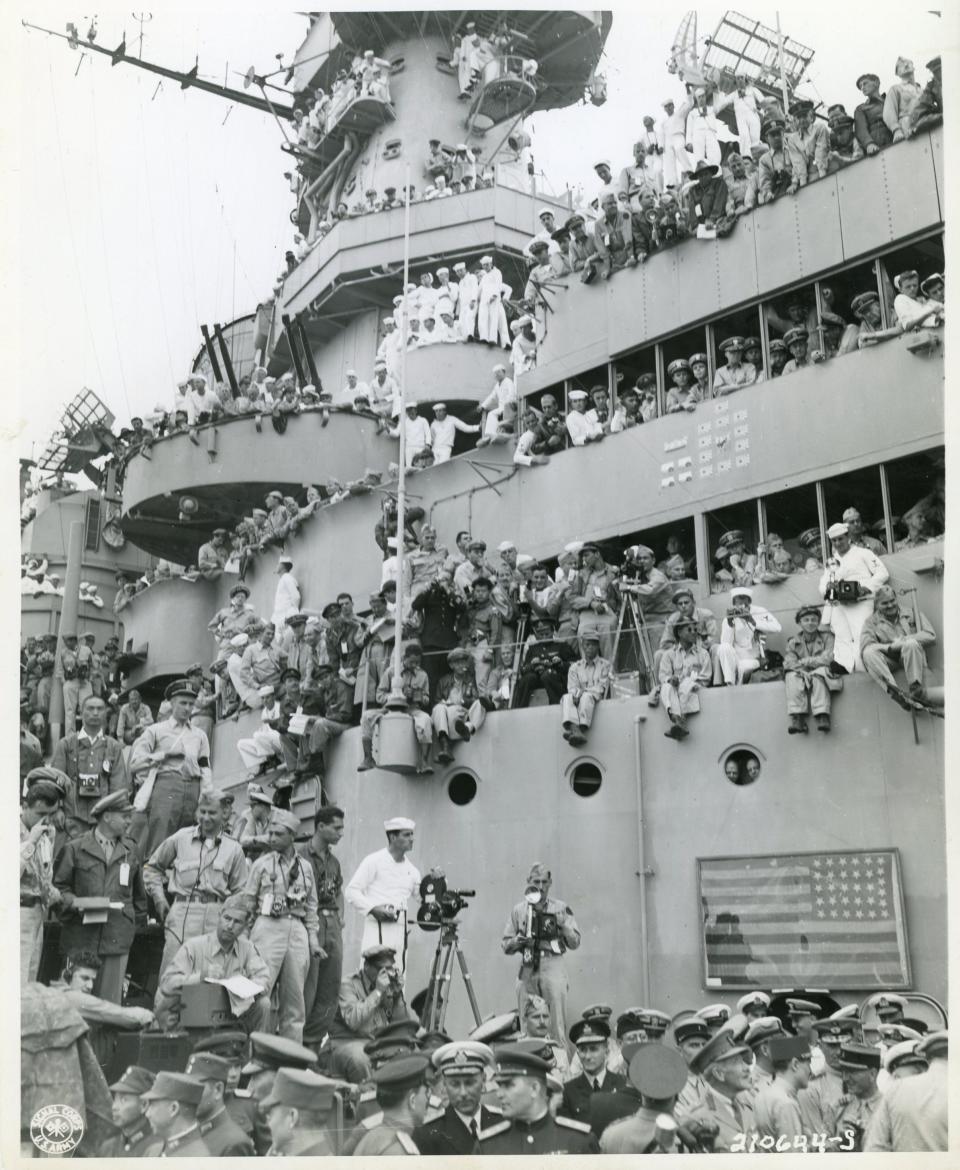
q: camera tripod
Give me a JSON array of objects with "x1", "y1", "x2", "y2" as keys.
[
  {"x1": 420, "y1": 918, "x2": 483, "y2": 1034},
  {"x1": 610, "y1": 588, "x2": 656, "y2": 691}
]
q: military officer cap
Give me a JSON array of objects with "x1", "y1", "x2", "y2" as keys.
[
  {"x1": 783, "y1": 326, "x2": 808, "y2": 346},
  {"x1": 856, "y1": 72, "x2": 880, "y2": 89},
  {"x1": 446, "y1": 646, "x2": 472, "y2": 666},
  {"x1": 790, "y1": 97, "x2": 814, "y2": 115},
  {"x1": 671, "y1": 588, "x2": 695, "y2": 605},
  {"x1": 141, "y1": 1071, "x2": 205, "y2": 1105},
  {"x1": 532, "y1": 614, "x2": 556, "y2": 628},
  {"x1": 628, "y1": 1044, "x2": 688, "y2": 1098},
  {"x1": 666, "y1": 358, "x2": 691, "y2": 376},
  {"x1": 826, "y1": 522, "x2": 849, "y2": 540},
  {"x1": 529, "y1": 238, "x2": 549, "y2": 253},
  {"x1": 568, "y1": 389, "x2": 588, "y2": 400},
  {"x1": 229, "y1": 583, "x2": 251, "y2": 598},
  {"x1": 737, "y1": 991, "x2": 771, "y2": 1013},
  {"x1": 262, "y1": 1068, "x2": 344, "y2": 1112},
  {"x1": 916, "y1": 1031, "x2": 947, "y2": 1059},
  {"x1": 851, "y1": 290, "x2": 879, "y2": 314},
  {"x1": 690, "y1": 1029, "x2": 752, "y2": 1075},
  {"x1": 191, "y1": 1030, "x2": 248, "y2": 1061},
  {"x1": 719, "y1": 336, "x2": 744, "y2": 353},
  {"x1": 630, "y1": 544, "x2": 655, "y2": 560},
  {"x1": 566, "y1": 213, "x2": 585, "y2": 228},
  {"x1": 797, "y1": 526, "x2": 821, "y2": 550},
  {"x1": 385, "y1": 815, "x2": 415, "y2": 831},
  {"x1": 25, "y1": 766, "x2": 68, "y2": 797},
  {"x1": 109, "y1": 1065, "x2": 156, "y2": 1095},
  {"x1": 811, "y1": 1017, "x2": 858, "y2": 1044},
  {"x1": 745, "y1": 1016, "x2": 786, "y2": 1048},
  {"x1": 883, "y1": 1040, "x2": 927, "y2": 1074},
  {"x1": 878, "y1": 1023, "x2": 922, "y2": 1044},
  {"x1": 91, "y1": 789, "x2": 135, "y2": 817},
  {"x1": 582, "y1": 1003, "x2": 613, "y2": 1022},
  {"x1": 432, "y1": 1040, "x2": 494, "y2": 1075},
  {"x1": 371, "y1": 1019, "x2": 419, "y2": 1047},
  {"x1": 768, "y1": 1034, "x2": 811, "y2": 1063},
  {"x1": 635, "y1": 1010, "x2": 671, "y2": 1035},
  {"x1": 674, "y1": 1017, "x2": 711, "y2": 1044},
  {"x1": 795, "y1": 604, "x2": 822, "y2": 623},
  {"x1": 265, "y1": 489, "x2": 283, "y2": 502},
  {"x1": 247, "y1": 787, "x2": 274, "y2": 808},
  {"x1": 570, "y1": 1018, "x2": 611, "y2": 1045},
  {"x1": 185, "y1": 662, "x2": 204, "y2": 675},
  {"x1": 837, "y1": 1042, "x2": 881, "y2": 1071},
  {"x1": 920, "y1": 271, "x2": 943, "y2": 293},
  {"x1": 470, "y1": 1010, "x2": 520, "y2": 1044},
  {"x1": 868, "y1": 992, "x2": 906, "y2": 1014},
  {"x1": 280, "y1": 667, "x2": 301, "y2": 682},
  {"x1": 760, "y1": 116, "x2": 785, "y2": 140},
  {"x1": 372, "y1": 1052, "x2": 431, "y2": 1091},
  {"x1": 468, "y1": 538, "x2": 487, "y2": 550},
  {"x1": 834, "y1": 113, "x2": 854, "y2": 128},
  {"x1": 62, "y1": 631, "x2": 78, "y2": 641},
  {"x1": 769, "y1": 338, "x2": 788, "y2": 354},
  {"x1": 185, "y1": 1052, "x2": 232, "y2": 1083},
  {"x1": 696, "y1": 1003, "x2": 731, "y2": 1027},
  {"x1": 243, "y1": 1032, "x2": 318, "y2": 1075},
  {"x1": 615, "y1": 1008, "x2": 646, "y2": 1039},
  {"x1": 362, "y1": 943, "x2": 398, "y2": 963},
  {"x1": 785, "y1": 996, "x2": 822, "y2": 1019},
  {"x1": 270, "y1": 808, "x2": 300, "y2": 833},
  {"x1": 718, "y1": 530, "x2": 744, "y2": 548},
  {"x1": 364, "y1": 1032, "x2": 417, "y2": 1064},
  {"x1": 689, "y1": 352, "x2": 708, "y2": 366},
  {"x1": 320, "y1": 601, "x2": 341, "y2": 619},
  {"x1": 492, "y1": 1044, "x2": 551, "y2": 1080},
  {"x1": 497, "y1": 539, "x2": 517, "y2": 552}
]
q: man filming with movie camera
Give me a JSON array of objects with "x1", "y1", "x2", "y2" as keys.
[{"x1": 502, "y1": 862, "x2": 581, "y2": 1054}]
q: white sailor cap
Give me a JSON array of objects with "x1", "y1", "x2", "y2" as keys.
[
  {"x1": 538, "y1": 206, "x2": 555, "y2": 219},
  {"x1": 382, "y1": 316, "x2": 395, "y2": 325},
  {"x1": 257, "y1": 684, "x2": 275, "y2": 698},
  {"x1": 405, "y1": 282, "x2": 417, "y2": 291},
  {"x1": 564, "y1": 541, "x2": 585, "y2": 554},
  {"x1": 374, "y1": 359, "x2": 387, "y2": 369},
  {"x1": 826, "y1": 522, "x2": 849, "y2": 539},
  {"x1": 480, "y1": 255, "x2": 493, "y2": 264},
  {"x1": 516, "y1": 554, "x2": 535, "y2": 568},
  {"x1": 493, "y1": 363, "x2": 506, "y2": 373},
  {"x1": 497, "y1": 540, "x2": 516, "y2": 552},
  {"x1": 594, "y1": 158, "x2": 612, "y2": 169},
  {"x1": 456, "y1": 143, "x2": 468, "y2": 151},
  {"x1": 229, "y1": 633, "x2": 249, "y2": 648},
  {"x1": 453, "y1": 261, "x2": 467, "y2": 271},
  {"x1": 568, "y1": 389, "x2": 588, "y2": 400},
  {"x1": 345, "y1": 369, "x2": 357, "y2": 378},
  {"x1": 436, "y1": 266, "x2": 449, "y2": 275},
  {"x1": 384, "y1": 817, "x2": 415, "y2": 832},
  {"x1": 393, "y1": 295, "x2": 404, "y2": 304},
  {"x1": 432, "y1": 402, "x2": 447, "y2": 412},
  {"x1": 516, "y1": 314, "x2": 533, "y2": 328},
  {"x1": 731, "y1": 586, "x2": 753, "y2": 600}
]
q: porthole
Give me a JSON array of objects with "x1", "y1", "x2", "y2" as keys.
[
  {"x1": 448, "y1": 771, "x2": 478, "y2": 805},
  {"x1": 721, "y1": 747, "x2": 762, "y2": 786},
  {"x1": 570, "y1": 761, "x2": 603, "y2": 798}
]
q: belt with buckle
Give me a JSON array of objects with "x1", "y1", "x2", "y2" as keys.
[{"x1": 174, "y1": 892, "x2": 220, "y2": 904}]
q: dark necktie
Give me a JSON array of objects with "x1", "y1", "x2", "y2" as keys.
[
  {"x1": 469, "y1": 1119, "x2": 478, "y2": 1141},
  {"x1": 593, "y1": 1079, "x2": 601, "y2": 1092}
]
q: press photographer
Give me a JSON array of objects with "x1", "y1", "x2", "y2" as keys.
[
  {"x1": 325, "y1": 943, "x2": 418, "y2": 1083},
  {"x1": 501, "y1": 863, "x2": 580, "y2": 1054}
]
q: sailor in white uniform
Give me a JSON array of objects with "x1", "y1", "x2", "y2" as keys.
[{"x1": 344, "y1": 817, "x2": 421, "y2": 977}]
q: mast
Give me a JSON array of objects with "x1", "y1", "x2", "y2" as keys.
[{"x1": 389, "y1": 163, "x2": 413, "y2": 702}]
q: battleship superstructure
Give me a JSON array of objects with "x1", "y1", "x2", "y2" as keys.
[{"x1": 28, "y1": 11, "x2": 945, "y2": 1038}]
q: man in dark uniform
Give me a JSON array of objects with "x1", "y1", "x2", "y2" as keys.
[
  {"x1": 184, "y1": 1051, "x2": 256, "y2": 1155},
  {"x1": 141, "y1": 1071, "x2": 212, "y2": 1157},
  {"x1": 513, "y1": 616, "x2": 577, "y2": 707},
  {"x1": 299, "y1": 804, "x2": 346, "y2": 1050},
  {"x1": 261, "y1": 1067, "x2": 345, "y2": 1155},
  {"x1": 600, "y1": 1044, "x2": 692, "y2": 1152},
  {"x1": 50, "y1": 694, "x2": 127, "y2": 839},
  {"x1": 353, "y1": 1053, "x2": 431, "y2": 1155},
  {"x1": 99, "y1": 1065, "x2": 156, "y2": 1156},
  {"x1": 853, "y1": 72, "x2": 893, "y2": 155},
  {"x1": 475, "y1": 1045, "x2": 599, "y2": 1154},
  {"x1": 338, "y1": 1022, "x2": 422, "y2": 1153},
  {"x1": 189, "y1": 1031, "x2": 258, "y2": 1144},
  {"x1": 53, "y1": 789, "x2": 146, "y2": 1003},
  {"x1": 240, "y1": 1031, "x2": 320, "y2": 1154},
  {"x1": 832, "y1": 1042, "x2": 883, "y2": 1149},
  {"x1": 560, "y1": 1017, "x2": 629, "y2": 1122},
  {"x1": 414, "y1": 1041, "x2": 501, "y2": 1154}
]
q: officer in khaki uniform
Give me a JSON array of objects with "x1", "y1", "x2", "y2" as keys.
[
  {"x1": 141, "y1": 1071, "x2": 212, "y2": 1157},
  {"x1": 55, "y1": 632, "x2": 93, "y2": 732},
  {"x1": 352, "y1": 1053, "x2": 431, "y2": 1155},
  {"x1": 99, "y1": 1065, "x2": 156, "y2": 1156},
  {"x1": 261, "y1": 1067, "x2": 346, "y2": 1155},
  {"x1": 475, "y1": 1045, "x2": 598, "y2": 1154},
  {"x1": 831, "y1": 1043, "x2": 883, "y2": 1150},
  {"x1": 679, "y1": 1029, "x2": 755, "y2": 1151},
  {"x1": 50, "y1": 694, "x2": 127, "y2": 837}
]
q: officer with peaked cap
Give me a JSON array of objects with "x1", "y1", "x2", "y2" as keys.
[
  {"x1": 752, "y1": 1033, "x2": 813, "y2": 1146},
  {"x1": 865, "y1": 1030, "x2": 947, "y2": 1151},
  {"x1": 559, "y1": 1018, "x2": 629, "y2": 1122},
  {"x1": 743, "y1": 1016, "x2": 786, "y2": 1099},
  {"x1": 344, "y1": 816, "x2": 421, "y2": 977},
  {"x1": 800, "y1": 1016, "x2": 859, "y2": 1133},
  {"x1": 678, "y1": 1030, "x2": 755, "y2": 1151},
  {"x1": 882, "y1": 1038, "x2": 928, "y2": 1080},
  {"x1": 475, "y1": 1045, "x2": 599, "y2": 1154},
  {"x1": 600, "y1": 1044, "x2": 690, "y2": 1152},
  {"x1": 128, "y1": 676, "x2": 211, "y2": 856},
  {"x1": 53, "y1": 789, "x2": 145, "y2": 1003},
  {"x1": 412, "y1": 1041, "x2": 501, "y2": 1154},
  {"x1": 351, "y1": 1053, "x2": 432, "y2": 1155},
  {"x1": 99, "y1": 1066, "x2": 156, "y2": 1155},
  {"x1": 867, "y1": 991, "x2": 907, "y2": 1022},
  {"x1": 261, "y1": 1067, "x2": 346, "y2": 1155},
  {"x1": 831, "y1": 1043, "x2": 882, "y2": 1148},
  {"x1": 184, "y1": 1051, "x2": 256, "y2": 1155},
  {"x1": 737, "y1": 990, "x2": 771, "y2": 1020},
  {"x1": 140, "y1": 1071, "x2": 211, "y2": 1157}
]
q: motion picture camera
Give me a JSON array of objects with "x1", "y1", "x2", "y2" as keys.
[
  {"x1": 521, "y1": 884, "x2": 560, "y2": 967},
  {"x1": 417, "y1": 872, "x2": 475, "y2": 931}
]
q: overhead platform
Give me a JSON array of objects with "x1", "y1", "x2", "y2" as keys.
[{"x1": 285, "y1": 93, "x2": 397, "y2": 172}]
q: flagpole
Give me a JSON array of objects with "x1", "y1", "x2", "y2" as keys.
[
  {"x1": 389, "y1": 162, "x2": 413, "y2": 701},
  {"x1": 774, "y1": 12, "x2": 790, "y2": 116}
]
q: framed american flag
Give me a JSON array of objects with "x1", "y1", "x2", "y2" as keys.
[{"x1": 698, "y1": 849, "x2": 911, "y2": 990}]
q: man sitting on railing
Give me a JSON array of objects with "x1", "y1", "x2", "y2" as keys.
[
  {"x1": 854, "y1": 73, "x2": 892, "y2": 155},
  {"x1": 660, "y1": 617, "x2": 713, "y2": 741},
  {"x1": 561, "y1": 633, "x2": 611, "y2": 746},
  {"x1": 860, "y1": 585, "x2": 936, "y2": 711},
  {"x1": 432, "y1": 648, "x2": 488, "y2": 764}
]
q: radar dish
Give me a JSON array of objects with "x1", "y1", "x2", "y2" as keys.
[
  {"x1": 701, "y1": 11, "x2": 814, "y2": 100},
  {"x1": 36, "y1": 388, "x2": 116, "y2": 474}
]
